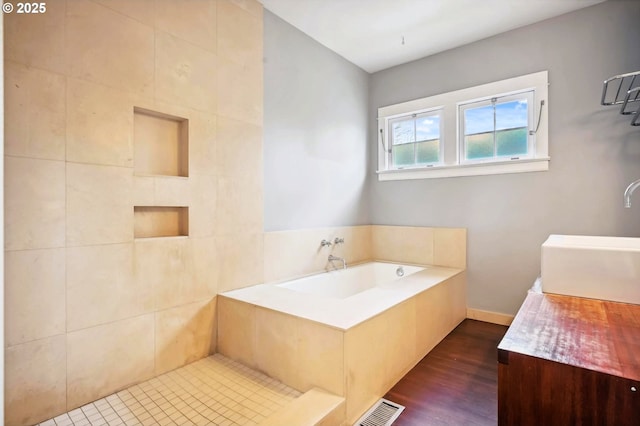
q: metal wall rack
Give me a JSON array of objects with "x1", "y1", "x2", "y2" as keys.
[{"x1": 601, "y1": 70, "x2": 640, "y2": 126}]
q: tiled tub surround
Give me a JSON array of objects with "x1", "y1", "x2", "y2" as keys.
[
  {"x1": 219, "y1": 261, "x2": 467, "y2": 424},
  {"x1": 263, "y1": 225, "x2": 466, "y2": 283}
]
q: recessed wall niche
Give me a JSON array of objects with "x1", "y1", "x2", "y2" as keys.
[
  {"x1": 134, "y1": 206, "x2": 189, "y2": 238},
  {"x1": 134, "y1": 107, "x2": 188, "y2": 177}
]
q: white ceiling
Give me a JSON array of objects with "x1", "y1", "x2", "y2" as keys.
[{"x1": 261, "y1": 0, "x2": 606, "y2": 73}]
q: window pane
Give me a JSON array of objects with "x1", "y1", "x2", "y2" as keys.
[
  {"x1": 415, "y1": 116, "x2": 440, "y2": 142},
  {"x1": 416, "y1": 139, "x2": 439, "y2": 163},
  {"x1": 465, "y1": 133, "x2": 494, "y2": 160},
  {"x1": 392, "y1": 143, "x2": 415, "y2": 167},
  {"x1": 496, "y1": 128, "x2": 528, "y2": 156},
  {"x1": 464, "y1": 104, "x2": 493, "y2": 135},
  {"x1": 391, "y1": 119, "x2": 415, "y2": 145},
  {"x1": 495, "y1": 100, "x2": 528, "y2": 131},
  {"x1": 390, "y1": 112, "x2": 441, "y2": 168}
]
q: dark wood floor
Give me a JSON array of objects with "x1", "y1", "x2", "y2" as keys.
[{"x1": 385, "y1": 319, "x2": 508, "y2": 426}]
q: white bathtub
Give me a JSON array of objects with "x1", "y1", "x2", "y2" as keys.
[
  {"x1": 222, "y1": 261, "x2": 462, "y2": 330},
  {"x1": 277, "y1": 262, "x2": 425, "y2": 299}
]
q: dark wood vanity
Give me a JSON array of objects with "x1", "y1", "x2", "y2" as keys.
[{"x1": 498, "y1": 290, "x2": 640, "y2": 425}]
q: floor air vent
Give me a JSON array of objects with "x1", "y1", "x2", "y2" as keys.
[{"x1": 355, "y1": 398, "x2": 405, "y2": 426}]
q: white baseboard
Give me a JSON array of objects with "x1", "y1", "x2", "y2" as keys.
[{"x1": 466, "y1": 308, "x2": 514, "y2": 326}]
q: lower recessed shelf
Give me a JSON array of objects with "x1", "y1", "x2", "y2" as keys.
[{"x1": 134, "y1": 206, "x2": 189, "y2": 239}]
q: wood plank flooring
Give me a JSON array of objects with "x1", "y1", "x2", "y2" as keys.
[{"x1": 385, "y1": 319, "x2": 508, "y2": 426}]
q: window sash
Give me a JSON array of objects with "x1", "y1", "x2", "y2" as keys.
[
  {"x1": 459, "y1": 91, "x2": 535, "y2": 164},
  {"x1": 386, "y1": 109, "x2": 443, "y2": 169}
]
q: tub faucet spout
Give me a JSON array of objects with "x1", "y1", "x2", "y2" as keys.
[
  {"x1": 328, "y1": 254, "x2": 346, "y2": 270},
  {"x1": 624, "y1": 179, "x2": 640, "y2": 208}
]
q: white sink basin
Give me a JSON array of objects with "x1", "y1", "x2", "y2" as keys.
[{"x1": 541, "y1": 234, "x2": 640, "y2": 304}]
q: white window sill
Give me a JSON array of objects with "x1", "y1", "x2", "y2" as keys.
[{"x1": 377, "y1": 157, "x2": 550, "y2": 181}]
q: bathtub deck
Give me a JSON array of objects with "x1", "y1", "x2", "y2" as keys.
[
  {"x1": 385, "y1": 319, "x2": 508, "y2": 426},
  {"x1": 222, "y1": 264, "x2": 463, "y2": 330}
]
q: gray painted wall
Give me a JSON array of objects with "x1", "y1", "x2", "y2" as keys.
[
  {"x1": 369, "y1": 1, "x2": 640, "y2": 315},
  {"x1": 263, "y1": 11, "x2": 370, "y2": 231}
]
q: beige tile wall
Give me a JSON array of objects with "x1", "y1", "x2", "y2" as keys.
[
  {"x1": 263, "y1": 225, "x2": 372, "y2": 283},
  {"x1": 372, "y1": 225, "x2": 467, "y2": 269},
  {"x1": 4, "y1": 0, "x2": 264, "y2": 424},
  {"x1": 262, "y1": 225, "x2": 465, "y2": 284}
]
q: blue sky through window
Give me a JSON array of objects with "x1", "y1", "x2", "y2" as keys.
[
  {"x1": 496, "y1": 100, "x2": 528, "y2": 130},
  {"x1": 464, "y1": 99, "x2": 528, "y2": 135},
  {"x1": 392, "y1": 114, "x2": 440, "y2": 145},
  {"x1": 416, "y1": 116, "x2": 440, "y2": 141}
]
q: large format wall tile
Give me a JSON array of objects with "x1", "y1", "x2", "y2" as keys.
[
  {"x1": 255, "y1": 308, "x2": 299, "y2": 387},
  {"x1": 5, "y1": 157, "x2": 65, "y2": 251},
  {"x1": 217, "y1": 297, "x2": 256, "y2": 368},
  {"x1": 4, "y1": 62, "x2": 66, "y2": 161},
  {"x1": 190, "y1": 237, "x2": 218, "y2": 299},
  {"x1": 434, "y1": 227, "x2": 467, "y2": 268},
  {"x1": 66, "y1": 243, "x2": 152, "y2": 332},
  {"x1": 189, "y1": 174, "x2": 217, "y2": 237},
  {"x1": 263, "y1": 226, "x2": 372, "y2": 283},
  {"x1": 188, "y1": 111, "x2": 217, "y2": 176},
  {"x1": 4, "y1": 0, "x2": 65, "y2": 74},
  {"x1": 216, "y1": 233, "x2": 264, "y2": 292},
  {"x1": 372, "y1": 225, "x2": 435, "y2": 265},
  {"x1": 66, "y1": 78, "x2": 137, "y2": 167},
  {"x1": 66, "y1": 315, "x2": 155, "y2": 409},
  {"x1": 154, "y1": 299, "x2": 216, "y2": 375},
  {"x1": 155, "y1": 31, "x2": 217, "y2": 114},
  {"x1": 344, "y1": 313, "x2": 388, "y2": 423},
  {"x1": 382, "y1": 300, "x2": 417, "y2": 391},
  {"x1": 5, "y1": 249, "x2": 66, "y2": 347},
  {"x1": 93, "y1": 0, "x2": 155, "y2": 25},
  {"x1": 415, "y1": 273, "x2": 467, "y2": 360},
  {"x1": 66, "y1": 163, "x2": 133, "y2": 246},
  {"x1": 415, "y1": 282, "x2": 450, "y2": 359},
  {"x1": 155, "y1": 0, "x2": 217, "y2": 51},
  {"x1": 226, "y1": 0, "x2": 263, "y2": 17},
  {"x1": 66, "y1": 0, "x2": 154, "y2": 97},
  {"x1": 5, "y1": 336, "x2": 67, "y2": 426},
  {"x1": 217, "y1": 0, "x2": 263, "y2": 67},
  {"x1": 153, "y1": 176, "x2": 190, "y2": 207},
  {"x1": 297, "y1": 319, "x2": 345, "y2": 396},
  {"x1": 216, "y1": 116, "x2": 263, "y2": 178},
  {"x1": 263, "y1": 229, "x2": 333, "y2": 283},
  {"x1": 133, "y1": 176, "x2": 155, "y2": 206},
  {"x1": 216, "y1": 176, "x2": 263, "y2": 235},
  {"x1": 340, "y1": 225, "x2": 373, "y2": 265},
  {"x1": 134, "y1": 237, "x2": 215, "y2": 311},
  {"x1": 217, "y1": 59, "x2": 263, "y2": 125}
]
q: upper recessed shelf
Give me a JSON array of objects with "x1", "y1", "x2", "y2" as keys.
[{"x1": 134, "y1": 107, "x2": 189, "y2": 177}]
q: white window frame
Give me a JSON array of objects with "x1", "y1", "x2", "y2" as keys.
[
  {"x1": 377, "y1": 71, "x2": 549, "y2": 181},
  {"x1": 385, "y1": 107, "x2": 444, "y2": 170}
]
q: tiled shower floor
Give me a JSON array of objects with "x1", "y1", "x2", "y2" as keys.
[{"x1": 36, "y1": 354, "x2": 301, "y2": 426}]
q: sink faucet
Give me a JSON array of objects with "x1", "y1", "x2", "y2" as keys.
[
  {"x1": 328, "y1": 254, "x2": 346, "y2": 270},
  {"x1": 624, "y1": 179, "x2": 640, "y2": 208}
]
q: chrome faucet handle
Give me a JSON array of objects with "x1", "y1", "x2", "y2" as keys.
[
  {"x1": 334, "y1": 237, "x2": 345, "y2": 245},
  {"x1": 320, "y1": 239, "x2": 332, "y2": 247}
]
